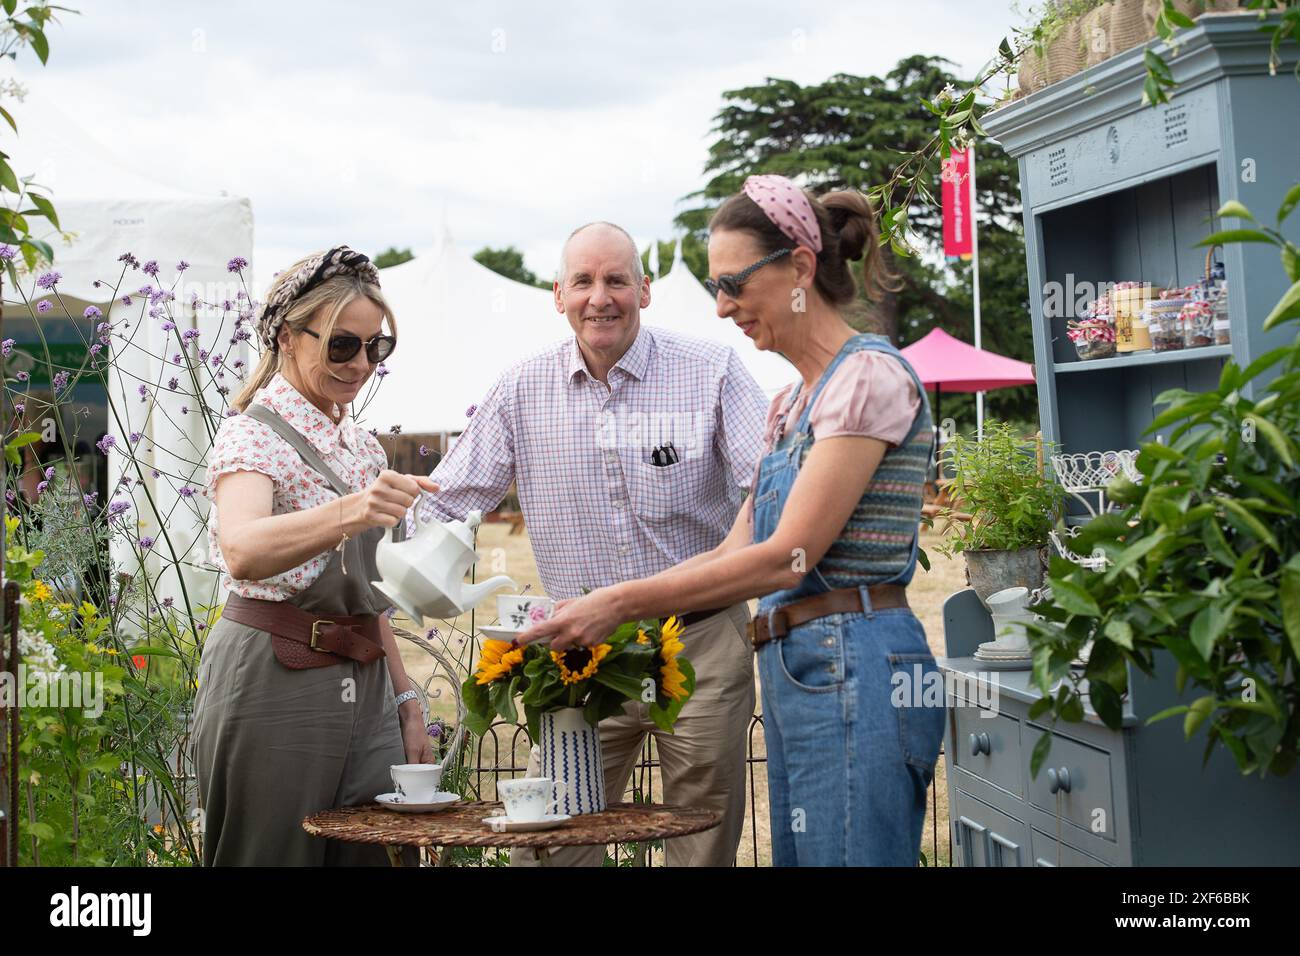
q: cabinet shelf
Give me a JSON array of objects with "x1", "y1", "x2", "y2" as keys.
[{"x1": 1053, "y1": 344, "x2": 1231, "y2": 374}]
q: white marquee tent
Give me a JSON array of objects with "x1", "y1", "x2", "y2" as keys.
[
  {"x1": 363, "y1": 235, "x2": 795, "y2": 435},
  {"x1": 2, "y1": 65, "x2": 253, "y2": 619}
]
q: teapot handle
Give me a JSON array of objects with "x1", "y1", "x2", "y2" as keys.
[{"x1": 391, "y1": 497, "x2": 429, "y2": 543}]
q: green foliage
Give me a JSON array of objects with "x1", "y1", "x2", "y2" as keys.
[
  {"x1": 1028, "y1": 193, "x2": 1300, "y2": 778},
  {"x1": 0, "y1": 2, "x2": 76, "y2": 277},
  {"x1": 472, "y1": 244, "x2": 550, "y2": 289},
  {"x1": 675, "y1": 56, "x2": 1038, "y2": 424},
  {"x1": 372, "y1": 246, "x2": 414, "y2": 269},
  {"x1": 937, "y1": 420, "x2": 1066, "y2": 554}
]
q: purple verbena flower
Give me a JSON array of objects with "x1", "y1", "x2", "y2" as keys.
[
  {"x1": 143, "y1": 261, "x2": 159, "y2": 277},
  {"x1": 161, "y1": 321, "x2": 175, "y2": 332},
  {"x1": 129, "y1": 431, "x2": 142, "y2": 444},
  {"x1": 139, "y1": 536, "x2": 155, "y2": 550},
  {"x1": 376, "y1": 363, "x2": 390, "y2": 378},
  {"x1": 37, "y1": 300, "x2": 52, "y2": 313},
  {"x1": 167, "y1": 377, "x2": 179, "y2": 390},
  {"x1": 419, "y1": 444, "x2": 429, "y2": 457},
  {"x1": 35, "y1": 480, "x2": 48, "y2": 494},
  {"x1": 177, "y1": 260, "x2": 190, "y2": 273},
  {"x1": 120, "y1": 295, "x2": 132, "y2": 307},
  {"x1": 1, "y1": 339, "x2": 13, "y2": 355},
  {"x1": 178, "y1": 485, "x2": 196, "y2": 498},
  {"x1": 118, "y1": 252, "x2": 140, "y2": 269},
  {"x1": 107, "y1": 498, "x2": 131, "y2": 517},
  {"x1": 0, "y1": 244, "x2": 16, "y2": 260},
  {"x1": 84, "y1": 306, "x2": 102, "y2": 320},
  {"x1": 96, "y1": 435, "x2": 116, "y2": 454},
  {"x1": 466, "y1": 404, "x2": 477, "y2": 417},
  {"x1": 52, "y1": 371, "x2": 69, "y2": 391},
  {"x1": 180, "y1": 405, "x2": 189, "y2": 415},
  {"x1": 83, "y1": 493, "x2": 98, "y2": 507},
  {"x1": 182, "y1": 328, "x2": 201, "y2": 343},
  {"x1": 16, "y1": 371, "x2": 29, "y2": 382},
  {"x1": 36, "y1": 271, "x2": 61, "y2": 289},
  {"x1": 227, "y1": 256, "x2": 248, "y2": 273}
]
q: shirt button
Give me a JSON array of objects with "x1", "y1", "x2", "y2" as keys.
[
  {"x1": 613, "y1": 499, "x2": 626, "y2": 509},
  {"x1": 823, "y1": 637, "x2": 834, "y2": 647}
]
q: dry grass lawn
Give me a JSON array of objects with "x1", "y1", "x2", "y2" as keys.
[{"x1": 394, "y1": 519, "x2": 963, "y2": 866}]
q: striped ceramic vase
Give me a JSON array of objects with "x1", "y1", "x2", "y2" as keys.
[{"x1": 539, "y1": 707, "x2": 606, "y2": 815}]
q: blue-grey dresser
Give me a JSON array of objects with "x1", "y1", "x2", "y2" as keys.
[{"x1": 940, "y1": 13, "x2": 1300, "y2": 866}]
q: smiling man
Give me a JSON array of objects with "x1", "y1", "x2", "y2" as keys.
[{"x1": 412, "y1": 221, "x2": 768, "y2": 866}]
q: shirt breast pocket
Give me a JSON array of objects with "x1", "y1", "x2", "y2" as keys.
[{"x1": 628, "y1": 456, "x2": 714, "y2": 523}]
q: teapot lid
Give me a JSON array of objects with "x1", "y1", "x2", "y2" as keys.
[{"x1": 446, "y1": 509, "x2": 483, "y2": 549}]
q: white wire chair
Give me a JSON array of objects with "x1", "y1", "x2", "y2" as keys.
[{"x1": 1048, "y1": 449, "x2": 1141, "y2": 572}]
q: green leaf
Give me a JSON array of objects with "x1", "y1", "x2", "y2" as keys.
[
  {"x1": 1183, "y1": 696, "x2": 1215, "y2": 739},
  {"x1": 1166, "y1": 8, "x2": 1196, "y2": 28},
  {"x1": 1281, "y1": 556, "x2": 1300, "y2": 667},
  {"x1": 1244, "y1": 413, "x2": 1295, "y2": 467},
  {"x1": 1262, "y1": 279, "x2": 1300, "y2": 331},
  {"x1": 1190, "y1": 601, "x2": 1235, "y2": 660},
  {"x1": 1219, "y1": 498, "x2": 1279, "y2": 551},
  {"x1": 0, "y1": 157, "x2": 19, "y2": 194},
  {"x1": 1195, "y1": 229, "x2": 1278, "y2": 247},
  {"x1": 28, "y1": 192, "x2": 58, "y2": 229},
  {"x1": 1088, "y1": 679, "x2": 1124, "y2": 730},
  {"x1": 1029, "y1": 731, "x2": 1052, "y2": 779},
  {"x1": 1146, "y1": 704, "x2": 1191, "y2": 725},
  {"x1": 591, "y1": 668, "x2": 648, "y2": 700},
  {"x1": 1278, "y1": 183, "x2": 1300, "y2": 224},
  {"x1": 25, "y1": 822, "x2": 57, "y2": 841},
  {"x1": 24, "y1": 23, "x2": 49, "y2": 64},
  {"x1": 1103, "y1": 618, "x2": 1134, "y2": 650},
  {"x1": 1216, "y1": 199, "x2": 1255, "y2": 221},
  {"x1": 1052, "y1": 577, "x2": 1101, "y2": 617}
]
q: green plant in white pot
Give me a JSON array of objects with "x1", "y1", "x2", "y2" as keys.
[{"x1": 937, "y1": 421, "x2": 1067, "y2": 605}]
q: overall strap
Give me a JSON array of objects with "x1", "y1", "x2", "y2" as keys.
[{"x1": 244, "y1": 404, "x2": 351, "y2": 497}]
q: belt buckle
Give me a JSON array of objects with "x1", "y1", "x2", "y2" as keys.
[{"x1": 310, "y1": 620, "x2": 328, "y2": 651}]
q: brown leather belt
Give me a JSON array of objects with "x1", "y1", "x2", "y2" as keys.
[
  {"x1": 748, "y1": 585, "x2": 909, "y2": 649},
  {"x1": 221, "y1": 594, "x2": 386, "y2": 669}
]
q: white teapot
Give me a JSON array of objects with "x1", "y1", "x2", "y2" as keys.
[{"x1": 372, "y1": 509, "x2": 516, "y2": 621}]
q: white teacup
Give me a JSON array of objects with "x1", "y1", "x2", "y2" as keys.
[
  {"x1": 498, "y1": 777, "x2": 558, "y2": 822},
  {"x1": 497, "y1": 595, "x2": 555, "y2": 631},
  {"x1": 391, "y1": 764, "x2": 443, "y2": 802}
]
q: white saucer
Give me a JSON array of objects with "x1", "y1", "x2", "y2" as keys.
[
  {"x1": 482, "y1": 813, "x2": 571, "y2": 833},
  {"x1": 478, "y1": 624, "x2": 528, "y2": 641},
  {"x1": 374, "y1": 791, "x2": 460, "y2": 813}
]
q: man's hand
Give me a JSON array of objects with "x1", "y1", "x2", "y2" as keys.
[{"x1": 514, "y1": 588, "x2": 625, "y2": 651}]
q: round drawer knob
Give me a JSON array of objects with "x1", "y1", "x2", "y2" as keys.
[
  {"x1": 969, "y1": 733, "x2": 990, "y2": 756},
  {"x1": 1048, "y1": 767, "x2": 1073, "y2": 794}
]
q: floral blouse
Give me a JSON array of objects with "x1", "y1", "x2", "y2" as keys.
[{"x1": 204, "y1": 373, "x2": 388, "y2": 600}]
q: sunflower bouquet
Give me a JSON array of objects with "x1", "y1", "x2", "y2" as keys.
[{"x1": 462, "y1": 616, "x2": 695, "y2": 741}]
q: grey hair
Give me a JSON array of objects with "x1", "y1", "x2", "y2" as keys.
[{"x1": 555, "y1": 221, "x2": 644, "y2": 286}]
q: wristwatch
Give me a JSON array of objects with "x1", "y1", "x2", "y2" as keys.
[{"x1": 394, "y1": 689, "x2": 421, "y2": 709}]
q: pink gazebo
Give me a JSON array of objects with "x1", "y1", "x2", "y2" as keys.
[{"x1": 899, "y1": 327, "x2": 1035, "y2": 424}]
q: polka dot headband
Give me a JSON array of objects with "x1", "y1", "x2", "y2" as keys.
[
  {"x1": 742, "y1": 174, "x2": 823, "y2": 253},
  {"x1": 255, "y1": 245, "x2": 381, "y2": 352}
]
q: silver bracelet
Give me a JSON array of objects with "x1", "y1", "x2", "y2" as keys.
[{"x1": 394, "y1": 689, "x2": 420, "y2": 709}]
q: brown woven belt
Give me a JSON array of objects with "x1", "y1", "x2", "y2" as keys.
[
  {"x1": 221, "y1": 593, "x2": 386, "y2": 669},
  {"x1": 748, "y1": 585, "x2": 909, "y2": 649}
]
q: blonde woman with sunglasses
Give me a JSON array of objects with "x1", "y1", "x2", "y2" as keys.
[{"x1": 192, "y1": 246, "x2": 438, "y2": 866}]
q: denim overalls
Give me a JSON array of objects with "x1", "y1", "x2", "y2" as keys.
[{"x1": 752, "y1": 333, "x2": 945, "y2": 866}]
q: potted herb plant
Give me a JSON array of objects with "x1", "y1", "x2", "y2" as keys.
[{"x1": 937, "y1": 421, "x2": 1067, "y2": 605}]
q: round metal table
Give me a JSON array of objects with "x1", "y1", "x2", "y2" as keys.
[{"x1": 302, "y1": 800, "x2": 722, "y2": 866}]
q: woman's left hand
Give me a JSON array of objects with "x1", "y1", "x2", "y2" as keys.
[
  {"x1": 514, "y1": 588, "x2": 625, "y2": 651},
  {"x1": 400, "y1": 706, "x2": 435, "y2": 764}
]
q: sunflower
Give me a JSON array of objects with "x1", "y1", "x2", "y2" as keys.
[
  {"x1": 474, "y1": 639, "x2": 525, "y2": 686},
  {"x1": 658, "y1": 626, "x2": 688, "y2": 702},
  {"x1": 551, "y1": 643, "x2": 612, "y2": 685},
  {"x1": 636, "y1": 628, "x2": 650, "y2": 645}
]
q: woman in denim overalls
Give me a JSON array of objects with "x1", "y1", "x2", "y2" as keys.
[{"x1": 520, "y1": 175, "x2": 945, "y2": 866}]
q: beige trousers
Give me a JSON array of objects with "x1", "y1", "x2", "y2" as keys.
[{"x1": 512, "y1": 603, "x2": 755, "y2": 867}]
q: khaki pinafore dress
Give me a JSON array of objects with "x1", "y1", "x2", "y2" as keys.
[{"x1": 192, "y1": 403, "x2": 417, "y2": 866}]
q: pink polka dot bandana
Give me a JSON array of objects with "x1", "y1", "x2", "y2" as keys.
[{"x1": 742, "y1": 174, "x2": 822, "y2": 253}]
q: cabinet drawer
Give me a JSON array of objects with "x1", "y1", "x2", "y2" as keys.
[
  {"x1": 952, "y1": 703, "x2": 1022, "y2": 797},
  {"x1": 952, "y1": 789, "x2": 1030, "y2": 867},
  {"x1": 1024, "y1": 726, "x2": 1115, "y2": 841},
  {"x1": 1030, "y1": 827, "x2": 1108, "y2": 867}
]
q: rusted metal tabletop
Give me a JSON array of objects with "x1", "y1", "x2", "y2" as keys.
[{"x1": 302, "y1": 800, "x2": 722, "y2": 866}]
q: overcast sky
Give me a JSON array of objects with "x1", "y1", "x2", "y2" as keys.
[{"x1": 36, "y1": 0, "x2": 1024, "y2": 289}]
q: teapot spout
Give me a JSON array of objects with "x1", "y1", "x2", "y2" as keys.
[{"x1": 459, "y1": 575, "x2": 517, "y2": 613}]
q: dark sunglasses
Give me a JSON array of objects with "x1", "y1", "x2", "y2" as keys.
[
  {"x1": 301, "y1": 327, "x2": 396, "y2": 364},
  {"x1": 704, "y1": 247, "x2": 793, "y2": 300}
]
